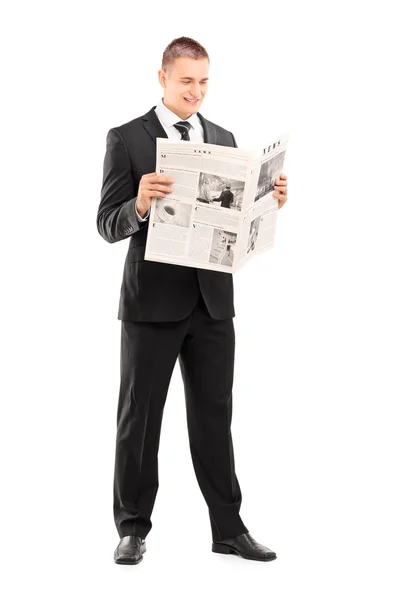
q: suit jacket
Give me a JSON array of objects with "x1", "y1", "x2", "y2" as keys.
[
  {"x1": 97, "y1": 105, "x2": 238, "y2": 322},
  {"x1": 218, "y1": 189, "x2": 234, "y2": 209}
]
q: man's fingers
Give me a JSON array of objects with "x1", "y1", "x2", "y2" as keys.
[
  {"x1": 144, "y1": 183, "x2": 174, "y2": 195},
  {"x1": 145, "y1": 183, "x2": 174, "y2": 193},
  {"x1": 275, "y1": 174, "x2": 288, "y2": 184},
  {"x1": 142, "y1": 172, "x2": 157, "y2": 181},
  {"x1": 144, "y1": 174, "x2": 175, "y2": 184}
]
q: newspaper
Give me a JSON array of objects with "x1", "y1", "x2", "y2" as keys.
[{"x1": 144, "y1": 133, "x2": 289, "y2": 273}]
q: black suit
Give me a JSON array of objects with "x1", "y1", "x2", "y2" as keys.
[
  {"x1": 97, "y1": 105, "x2": 248, "y2": 542},
  {"x1": 97, "y1": 106, "x2": 237, "y2": 322},
  {"x1": 218, "y1": 189, "x2": 234, "y2": 209}
]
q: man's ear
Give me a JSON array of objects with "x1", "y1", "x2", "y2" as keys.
[{"x1": 158, "y1": 69, "x2": 167, "y2": 88}]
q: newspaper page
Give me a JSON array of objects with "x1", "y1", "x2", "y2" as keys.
[{"x1": 144, "y1": 133, "x2": 289, "y2": 273}]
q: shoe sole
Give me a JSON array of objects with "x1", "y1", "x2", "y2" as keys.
[
  {"x1": 114, "y1": 545, "x2": 146, "y2": 565},
  {"x1": 212, "y1": 542, "x2": 277, "y2": 562}
]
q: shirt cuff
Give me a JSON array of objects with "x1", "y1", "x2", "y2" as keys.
[{"x1": 135, "y1": 200, "x2": 149, "y2": 222}]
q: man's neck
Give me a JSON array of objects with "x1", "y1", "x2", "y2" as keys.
[{"x1": 162, "y1": 98, "x2": 194, "y2": 121}]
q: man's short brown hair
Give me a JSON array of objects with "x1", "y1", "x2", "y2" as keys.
[{"x1": 161, "y1": 37, "x2": 209, "y2": 71}]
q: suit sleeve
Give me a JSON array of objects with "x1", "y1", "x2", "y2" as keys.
[
  {"x1": 97, "y1": 128, "x2": 147, "y2": 243},
  {"x1": 231, "y1": 132, "x2": 238, "y2": 148},
  {"x1": 135, "y1": 203, "x2": 149, "y2": 221}
]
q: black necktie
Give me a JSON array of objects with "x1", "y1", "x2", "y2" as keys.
[{"x1": 173, "y1": 121, "x2": 192, "y2": 141}]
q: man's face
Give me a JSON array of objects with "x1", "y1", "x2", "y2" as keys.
[{"x1": 159, "y1": 57, "x2": 209, "y2": 119}]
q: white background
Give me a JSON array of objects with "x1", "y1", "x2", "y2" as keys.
[{"x1": 2, "y1": 1, "x2": 400, "y2": 598}]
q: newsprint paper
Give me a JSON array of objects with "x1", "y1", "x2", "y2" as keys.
[{"x1": 144, "y1": 133, "x2": 289, "y2": 273}]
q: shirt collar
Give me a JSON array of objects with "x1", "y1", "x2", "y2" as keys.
[{"x1": 155, "y1": 97, "x2": 201, "y2": 131}]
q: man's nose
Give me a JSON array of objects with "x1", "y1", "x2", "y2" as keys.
[{"x1": 190, "y1": 84, "x2": 201, "y2": 98}]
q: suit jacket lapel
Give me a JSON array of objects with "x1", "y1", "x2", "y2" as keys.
[
  {"x1": 141, "y1": 106, "x2": 168, "y2": 143},
  {"x1": 141, "y1": 105, "x2": 217, "y2": 145},
  {"x1": 197, "y1": 111, "x2": 216, "y2": 144}
]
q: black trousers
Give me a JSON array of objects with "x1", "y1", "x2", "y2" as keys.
[{"x1": 113, "y1": 294, "x2": 248, "y2": 542}]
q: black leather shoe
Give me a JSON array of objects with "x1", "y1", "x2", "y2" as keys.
[
  {"x1": 114, "y1": 535, "x2": 146, "y2": 565},
  {"x1": 212, "y1": 532, "x2": 277, "y2": 561}
]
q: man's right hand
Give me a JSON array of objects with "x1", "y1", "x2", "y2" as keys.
[{"x1": 136, "y1": 172, "x2": 175, "y2": 218}]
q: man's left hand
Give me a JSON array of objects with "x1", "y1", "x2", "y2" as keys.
[{"x1": 273, "y1": 174, "x2": 288, "y2": 209}]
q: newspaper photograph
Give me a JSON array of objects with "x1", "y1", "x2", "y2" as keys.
[{"x1": 144, "y1": 133, "x2": 289, "y2": 273}]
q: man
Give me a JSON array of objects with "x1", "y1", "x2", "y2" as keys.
[
  {"x1": 217, "y1": 182, "x2": 234, "y2": 209},
  {"x1": 97, "y1": 36, "x2": 288, "y2": 566},
  {"x1": 200, "y1": 177, "x2": 213, "y2": 203}
]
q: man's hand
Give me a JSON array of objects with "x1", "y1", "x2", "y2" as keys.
[
  {"x1": 136, "y1": 172, "x2": 175, "y2": 218},
  {"x1": 273, "y1": 173, "x2": 288, "y2": 209}
]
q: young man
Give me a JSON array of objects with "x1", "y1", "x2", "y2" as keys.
[
  {"x1": 97, "y1": 36, "x2": 288, "y2": 566},
  {"x1": 217, "y1": 182, "x2": 234, "y2": 209}
]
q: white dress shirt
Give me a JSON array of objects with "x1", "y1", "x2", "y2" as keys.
[{"x1": 135, "y1": 97, "x2": 205, "y2": 221}]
